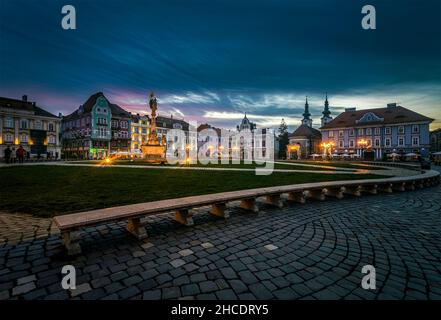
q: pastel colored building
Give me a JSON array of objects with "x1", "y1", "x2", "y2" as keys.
[
  {"x1": 320, "y1": 103, "x2": 433, "y2": 159},
  {"x1": 0, "y1": 95, "x2": 61, "y2": 159},
  {"x1": 61, "y1": 92, "x2": 131, "y2": 159}
]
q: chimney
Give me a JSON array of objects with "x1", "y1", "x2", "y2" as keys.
[
  {"x1": 387, "y1": 103, "x2": 397, "y2": 108},
  {"x1": 22, "y1": 95, "x2": 28, "y2": 102}
]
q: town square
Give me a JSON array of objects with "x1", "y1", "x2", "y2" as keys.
[{"x1": 0, "y1": 0, "x2": 440, "y2": 310}]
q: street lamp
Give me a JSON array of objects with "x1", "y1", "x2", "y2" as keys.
[{"x1": 358, "y1": 139, "x2": 369, "y2": 159}]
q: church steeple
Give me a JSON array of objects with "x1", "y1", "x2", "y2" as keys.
[
  {"x1": 301, "y1": 96, "x2": 313, "y2": 127},
  {"x1": 321, "y1": 93, "x2": 333, "y2": 127}
]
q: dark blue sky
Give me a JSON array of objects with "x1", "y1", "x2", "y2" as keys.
[{"x1": 1, "y1": 0, "x2": 440, "y2": 129}]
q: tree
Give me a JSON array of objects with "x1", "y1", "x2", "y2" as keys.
[{"x1": 278, "y1": 119, "x2": 289, "y2": 159}]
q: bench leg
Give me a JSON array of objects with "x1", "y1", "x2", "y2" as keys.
[
  {"x1": 326, "y1": 187, "x2": 345, "y2": 199},
  {"x1": 378, "y1": 183, "x2": 393, "y2": 193},
  {"x1": 287, "y1": 191, "x2": 306, "y2": 204},
  {"x1": 175, "y1": 209, "x2": 194, "y2": 226},
  {"x1": 308, "y1": 189, "x2": 327, "y2": 201},
  {"x1": 210, "y1": 203, "x2": 230, "y2": 219},
  {"x1": 127, "y1": 217, "x2": 148, "y2": 239},
  {"x1": 361, "y1": 184, "x2": 377, "y2": 194},
  {"x1": 344, "y1": 186, "x2": 362, "y2": 197},
  {"x1": 240, "y1": 198, "x2": 259, "y2": 213},
  {"x1": 265, "y1": 194, "x2": 283, "y2": 208},
  {"x1": 62, "y1": 230, "x2": 83, "y2": 256}
]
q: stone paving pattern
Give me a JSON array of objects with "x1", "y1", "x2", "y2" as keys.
[{"x1": 1, "y1": 172, "x2": 440, "y2": 300}]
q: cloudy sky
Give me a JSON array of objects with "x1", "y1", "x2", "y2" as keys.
[{"x1": 1, "y1": 0, "x2": 440, "y2": 130}]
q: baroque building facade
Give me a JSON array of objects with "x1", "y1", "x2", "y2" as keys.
[
  {"x1": 61, "y1": 92, "x2": 131, "y2": 159},
  {"x1": 320, "y1": 103, "x2": 433, "y2": 159},
  {"x1": 0, "y1": 95, "x2": 61, "y2": 159}
]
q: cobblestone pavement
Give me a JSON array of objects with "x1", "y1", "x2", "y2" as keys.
[{"x1": 0, "y1": 174, "x2": 440, "y2": 300}]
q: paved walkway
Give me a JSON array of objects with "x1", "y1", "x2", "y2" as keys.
[
  {"x1": 0, "y1": 168, "x2": 439, "y2": 300},
  {"x1": 0, "y1": 160, "x2": 416, "y2": 176}
]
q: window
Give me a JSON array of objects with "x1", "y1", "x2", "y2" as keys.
[
  {"x1": 339, "y1": 130, "x2": 344, "y2": 137},
  {"x1": 375, "y1": 139, "x2": 380, "y2": 147},
  {"x1": 112, "y1": 120, "x2": 118, "y2": 128},
  {"x1": 134, "y1": 127, "x2": 139, "y2": 134},
  {"x1": 5, "y1": 133, "x2": 13, "y2": 142},
  {"x1": 35, "y1": 121, "x2": 42, "y2": 130},
  {"x1": 121, "y1": 121, "x2": 128, "y2": 129},
  {"x1": 20, "y1": 120, "x2": 28, "y2": 129},
  {"x1": 385, "y1": 138, "x2": 391, "y2": 147},
  {"x1": 366, "y1": 128, "x2": 372, "y2": 135},
  {"x1": 339, "y1": 140, "x2": 344, "y2": 148},
  {"x1": 328, "y1": 131, "x2": 334, "y2": 138},
  {"x1": 358, "y1": 128, "x2": 364, "y2": 135},
  {"x1": 412, "y1": 125, "x2": 419, "y2": 133},
  {"x1": 142, "y1": 128, "x2": 147, "y2": 134},
  {"x1": 20, "y1": 134, "x2": 28, "y2": 142},
  {"x1": 412, "y1": 137, "x2": 419, "y2": 146},
  {"x1": 375, "y1": 127, "x2": 381, "y2": 135},
  {"x1": 367, "y1": 139, "x2": 372, "y2": 147},
  {"x1": 134, "y1": 144, "x2": 139, "y2": 149},
  {"x1": 48, "y1": 123, "x2": 54, "y2": 132},
  {"x1": 385, "y1": 127, "x2": 391, "y2": 135},
  {"x1": 349, "y1": 140, "x2": 355, "y2": 148},
  {"x1": 48, "y1": 136, "x2": 55, "y2": 144},
  {"x1": 398, "y1": 126, "x2": 405, "y2": 134},
  {"x1": 349, "y1": 129, "x2": 355, "y2": 136},
  {"x1": 5, "y1": 118, "x2": 13, "y2": 128},
  {"x1": 398, "y1": 137, "x2": 405, "y2": 146}
]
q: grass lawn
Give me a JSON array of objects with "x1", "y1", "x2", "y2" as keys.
[{"x1": 0, "y1": 166, "x2": 387, "y2": 217}]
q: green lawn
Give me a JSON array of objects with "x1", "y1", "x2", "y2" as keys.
[{"x1": 0, "y1": 166, "x2": 387, "y2": 217}]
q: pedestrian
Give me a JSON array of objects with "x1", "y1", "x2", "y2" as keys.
[
  {"x1": 4, "y1": 146, "x2": 12, "y2": 164},
  {"x1": 11, "y1": 147, "x2": 16, "y2": 164},
  {"x1": 16, "y1": 145, "x2": 25, "y2": 164}
]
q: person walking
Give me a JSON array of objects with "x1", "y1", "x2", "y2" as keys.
[
  {"x1": 4, "y1": 146, "x2": 12, "y2": 164},
  {"x1": 10, "y1": 147, "x2": 16, "y2": 164},
  {"x1": 16, "y1": 145, "x2": 25, "y2": 164}
]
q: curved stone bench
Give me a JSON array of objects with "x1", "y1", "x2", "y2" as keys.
[{"x1": 54, "y1": 170, "x2": 440, "y2": 255}]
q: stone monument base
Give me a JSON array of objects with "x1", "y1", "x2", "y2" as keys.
[{"x1": 141, "y1": 144, "x2": 166, "y2": 163}]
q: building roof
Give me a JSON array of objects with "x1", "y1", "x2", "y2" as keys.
[
  {"x1": 320, "y1": 105, "x2": 433, "y2": 129},
  {"x1": 63, "y1": 92, "x2": 130, "y2": 120},
  {"x1": 0, "y1": 96, "x2": 59, "y2": 119},
  {"x1": 156, "y1": 115, "x2": 189, "y2": 130},
  {"x1": 289, "y1": 124, "x2": 322, "y2": 138}
]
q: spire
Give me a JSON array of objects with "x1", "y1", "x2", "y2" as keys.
[
  {"x1": 322, "y1": 93, "x2": 331, "y2": 117},
  {"x1": 303, "y1": 96, "x2": 311, "y2": 119}
]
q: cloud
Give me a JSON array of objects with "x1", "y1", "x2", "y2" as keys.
[{"x1": 160, "y1": 92, "x2": 220, "y2": 105}]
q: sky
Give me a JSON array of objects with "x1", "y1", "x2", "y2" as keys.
[{"x1": 0, "y1": 0, "x2": 440, "y2": 131}]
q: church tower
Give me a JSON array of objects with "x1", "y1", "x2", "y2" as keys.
[
  {"x1": 301, "y1": 97, "x2": 313, "y2": 127},
  {"x1": 321, "y1": 93, "x2": 333, "y2": 127}
]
